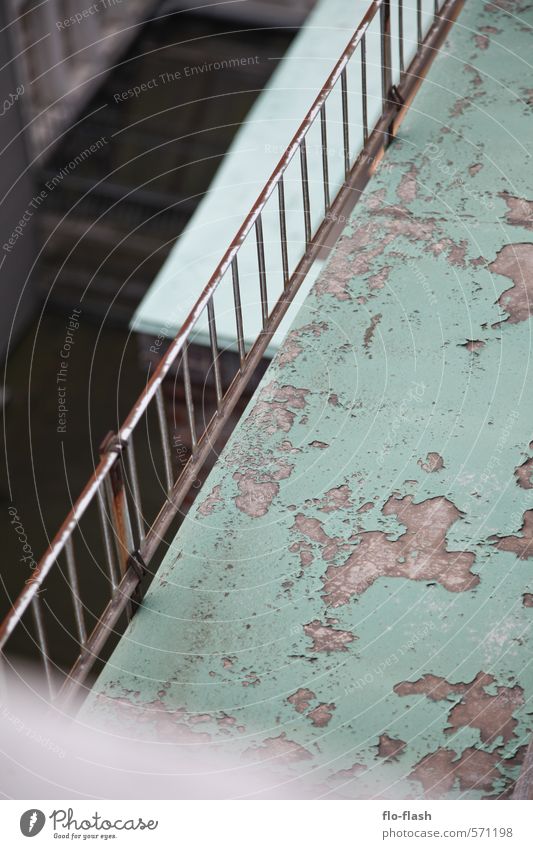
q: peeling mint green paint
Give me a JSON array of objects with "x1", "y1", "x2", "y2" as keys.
[{"x1": 82, "y1": 1, "x2": 533, "y2": 799}]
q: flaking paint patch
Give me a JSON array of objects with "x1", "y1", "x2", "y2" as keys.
[
  {"x1": 500, "y1": 192, "x2": 533, "y2": 230},
  {"x1": 331, "y1": 763, "x2": 367, "y2": 782},
  {"x1": 278, "y1": 322, "x2": 329, "y2": 367},
  {"x1": 450, "y1": 97, "x2": 472, "y2": 117},
  {"x1": 289, "y1": 539, "x2": 314, "y2": 570},
  {"x1": 292, "y1": 513, "x2": 342, "y2": 562},
  {"x1": 316, "y1": 484, "x2": 353, "y2": 513},
  {"x1": 246, "y1": 733, "x2": 312, "y2": 763},
  {"x1": 461, "y1": 339, "x2": 485, "y2": 352},
  {"x1": 409, "y1": 748, "x2": 504, "y2": 796},
  {"x1": 397, "y1": 164, "x2": 419, "y2": 203},
  {"x1": 515, "y1": 457, "x2": 533, "y2": 489},
  {"x1": 489, "y1": 243, "x2": 533, "y2": 325},
  {"x1": 288, "y1": 688, "x2": 315, "y2": 713},
  {"x1": 418, "y1": 452, "x2": 445, "y2": 473},
  {"x1": 94, "y1": 695, "x2": 219, "y2": 744},
  {"x1": 377, "y1": 734, "x2": 407, "y2": 762},
  {"x1": 431, "y1": 238, "x2": 468, "y2": 267},
  {"x1": 394, "y1": 672, "x2": 523, "y2": 745},
  {"x1": 303, "y1": 620, "x2": 356, "y2": 652},
  {"x1": 490, "y1": 510, "x2": 533, "y2": 558},
  {"x1": 322, "y1": 495, "x2": 478, "y2": 606},
  {"x1": 367, "y1": 267, "x2": 392, "y2": 291},
  {"x1": 248, "y1": 381, "x2": 309, "y2": 434},
  {"x1": 308, "y1": 702, "x2": 336, "y2": 727},
  {"x1": 197, "y1": 484, "x2": 223, "y2": 516},
  {"x1": 363, "y1": 313, "x2": 382, "y2": 352},
  {"x1": 233, "y1": 459, "x2": 293, "y2": 518},
  {"x1": 474, "y1": 34, "x2": 490, "y2": 49}
]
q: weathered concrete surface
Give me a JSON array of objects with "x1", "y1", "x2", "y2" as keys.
[{"x1": 81, "y1": 0, "x2": 533, "y2": 799}]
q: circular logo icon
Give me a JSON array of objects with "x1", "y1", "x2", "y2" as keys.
[{"x1": 20, "y1": 810, "x2": 46, "y2": 837}]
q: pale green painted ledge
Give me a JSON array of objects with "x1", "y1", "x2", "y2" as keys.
[{"x1": 82, "y1": 0, "x2": 533, "y2": 799}]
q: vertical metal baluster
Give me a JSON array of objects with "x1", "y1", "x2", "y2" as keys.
[
  {"x1": 255, "y1": 214, "x2": 269, "y2": 329},
  {"x1": 231, "y1": 257, "x2": 246, "y2": 365},
  {"x1": 299, "y1": 139, "x2": 312, "y2": 246},
  {"x1": 207, "y1": 298, "x2": 223, "y2": 406},
  {"x1": 125, "y1": 435, "x2": 144, "y2": 547},
  {"x1": 155, "y1": 385, "x2": 173, "y2": 492},
  {"x1": 320, "y1": 103, "x2": 330, "y2": 212},
  {"x1": 278, "y1": 176, "x2": 290, "y2": 289},
  {"x1": 417, "y1": 0, "x2": 422, "y2": 45},
  {"x1": 99, "y1": 435, "x2": 135, "y2": 594},
  {"x1": 434, "y1": 0, "x2": 439, "y2": 17},
  {"x1": 360, "y1": 37, "x2": 368, "y2": 143},
  {"x1": 181, "y1": 344, "x2": 197, "y2": 452},
  {"x1": 65, "y1": 538, "x2": 87, "y2": 648},
  {"x1": 398, "y1": 0, "x2": 404, "y2": 75},
  {"x1": 97, "y1": 485, "x2": 119, "y2": 592},
  {"x1": 381, "y1": 0, "x2": 392, "y2": 111},
  {"x1": 340, "y1": 68, "x2": 350, "y2": 178},
  {"x1": 31, "y1": 595, "x2": 53, "y2": 700},
  {"x1": 102, "y1": 472, "x2": 133, "y2": 609}
]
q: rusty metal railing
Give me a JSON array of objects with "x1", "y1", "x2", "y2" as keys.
[{"x1": 0, "y1": 0, "x2": 464, "y2": 706}]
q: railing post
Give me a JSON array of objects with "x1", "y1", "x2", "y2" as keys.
[
  {"x1": 381, "y1": 0, "x2": 403, "y2": 146},
  {"x1": 381, "y1": 0, "x2": 392, "y2": 113},
  {"x1": 99, "y1": 432, "x2": 134, "y2": 583}
]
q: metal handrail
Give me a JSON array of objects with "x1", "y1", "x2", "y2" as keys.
[{"x1": 0, "y1": 0, "x2": 464, "y2": 705}]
